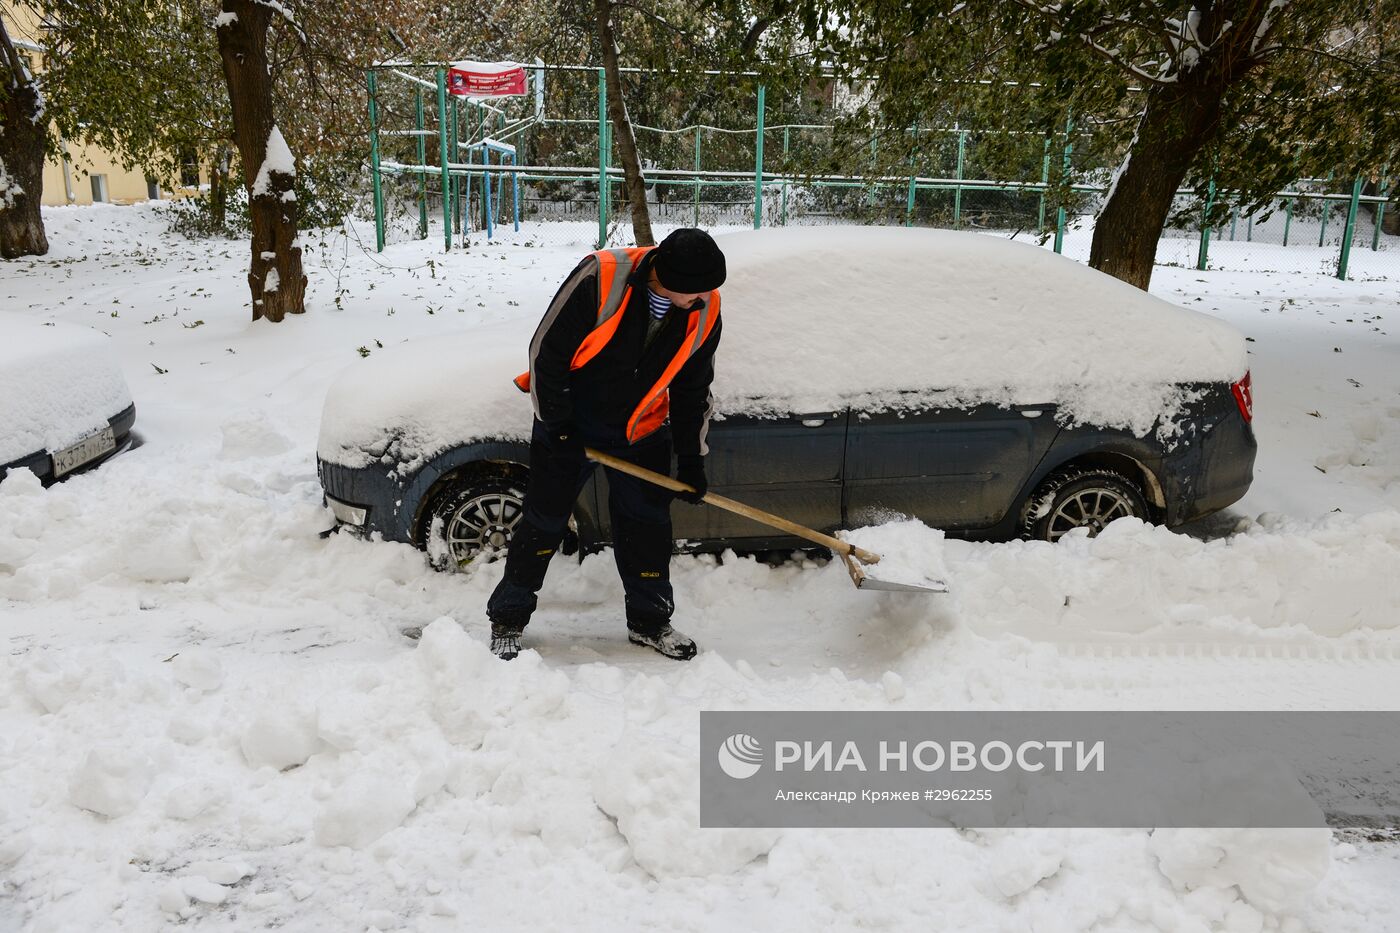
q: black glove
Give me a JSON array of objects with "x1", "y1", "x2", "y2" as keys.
[
  {"x1": 543, "y1": 421, "x2": 584, "y2": 460},
  {"x1": 674, "y1": 455, "x2": 707, "y2": 504}
]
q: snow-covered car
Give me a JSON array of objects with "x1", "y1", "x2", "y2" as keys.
[
  {"x1": 316, "y1": 227, "x2": 1255, "y2": 567},
  {"x1": 0, "y1": 317, "x2": 137, "y2": 485}
]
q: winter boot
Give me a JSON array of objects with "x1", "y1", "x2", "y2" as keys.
[
  {"x1": 628, "y1": 624, "x2": 698, "y2": 661},
  {"x1": 490, "y1": 624, "x2": 523, "y2": 661}
]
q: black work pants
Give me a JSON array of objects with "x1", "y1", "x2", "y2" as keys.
[{"x1": 486, "y1": 418, "x2": 676, "y2": 634}]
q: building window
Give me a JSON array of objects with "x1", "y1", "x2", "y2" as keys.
[
  {"x1": 90, "y1": 174, "x2": 109, "y2": 203},
  {"x1": 180, "y1": 149, "x2": 200, "y2": 188},
  {"x1": 146, "y1": 178, "x2": 161, "y2": 200}
]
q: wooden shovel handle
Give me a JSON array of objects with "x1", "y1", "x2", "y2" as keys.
[{"x1": 583, "y1": 447, "x2": 881, "y2": 565}]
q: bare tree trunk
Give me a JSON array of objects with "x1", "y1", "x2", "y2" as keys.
[
  {"x1": 215, "y1": 0, "x2": 306, "y2": 321},
  {"x1": 1088, "y1": 0, "x2": 1279, "y2": 290},
  {"x1": 595, "y1": 0, "x2": 654, "y2": 246},
  {"x1": 1088, "y1": 85, "x2": 1222, "y2": 290},
  {"x1": 0, "y1": 19, "x2": 48, "y2": 259}
]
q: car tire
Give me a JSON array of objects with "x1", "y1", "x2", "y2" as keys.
[
  {"x1": 422, "y1": 471, "x2": 580, "y2": 572},
  {"x1": 423, "y1": 474, "x2": 528, "y2": 572},
  {"x1": 1021, "y1": 468, "x2": 1150, "y2": 543}
]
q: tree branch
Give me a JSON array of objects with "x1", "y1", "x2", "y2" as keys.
[
  {"x1": 610, "y1": 0, "x2": 695, "y2": 41},
  {"x1": 0, "y1": 14, "x2": 35, "y2": 88},
  {"x1": 740, "y1": 0, "x2": 791, "y2": 57},
  {"x1": 1259, "y1": 43, "x2": 1395, "y2": 75},
  {"x1": 1009, "y1": 0, "x2": 1180, "y2": 87}
]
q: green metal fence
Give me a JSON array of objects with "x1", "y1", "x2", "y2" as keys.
[{"x1": 365, "y1": 63, "x2": 1398, "y2": 281}]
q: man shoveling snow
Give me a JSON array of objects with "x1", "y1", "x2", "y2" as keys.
[{"x1": 486, "y1": 229, "x2": 727, "y2": 661}]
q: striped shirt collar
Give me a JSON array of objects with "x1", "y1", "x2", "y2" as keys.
[{"x1": 646, "y1": 287, "x2": 671, "y2": 320}]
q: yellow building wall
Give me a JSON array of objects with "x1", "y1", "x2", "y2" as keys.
[{"x1": 43, "y1": 144, "x2": 179, "y2": 207}]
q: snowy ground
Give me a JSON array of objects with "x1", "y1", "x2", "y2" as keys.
[{"x1": 2, "y1": 204, "x2": 1399, "y2": 932}]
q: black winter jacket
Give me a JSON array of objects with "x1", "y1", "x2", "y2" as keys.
[{"x1": 522, "y1": 250, "x2": 722, "y2": 458}]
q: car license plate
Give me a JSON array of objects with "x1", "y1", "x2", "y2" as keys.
[{"x1": 52, "y1": 426, "x2": 116, "y2": 478}]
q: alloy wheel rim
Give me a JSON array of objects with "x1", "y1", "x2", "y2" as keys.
[
  {"x1": 445, "y1": 492, "x2": 524, "y2": 566},
  {"x1": 1047, "y1": 488, "x2": 1133, "y2": 542}
]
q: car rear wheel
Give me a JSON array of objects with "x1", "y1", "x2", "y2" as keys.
[{"x1": 1021, "y1": 468, "x2": 1149, "y2": 542}]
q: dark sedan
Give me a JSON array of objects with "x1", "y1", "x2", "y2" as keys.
[{"x1": 316, "y1": 228, "x2": 1255, "y2": 567}]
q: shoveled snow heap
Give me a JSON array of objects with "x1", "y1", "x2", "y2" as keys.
[
  {"x1": 839, "y1": 519, "x2": 950, "y2": 592},
  {"x1": 0, "y1": 317, "x2": 132, "y2": 464},
  {"x1": 318, "y1": 227, "x2": 1246, "y2": 469}
]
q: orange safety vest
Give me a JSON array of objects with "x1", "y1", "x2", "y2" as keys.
[{"x1": 513, "y1": 246, "x2": 721, "y2": 444}]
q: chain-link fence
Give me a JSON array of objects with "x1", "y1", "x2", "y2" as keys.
[{"x1": 366, "y1": 64, "x2": 1399, "y2": 280}]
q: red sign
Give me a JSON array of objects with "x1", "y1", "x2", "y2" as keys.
[{"x1": 448, "y1": 61, "x2": 527, "y2": 97}]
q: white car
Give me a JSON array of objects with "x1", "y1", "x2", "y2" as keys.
[{"x1": 0, "y1": 317, "x2": 137, "y2": 484}]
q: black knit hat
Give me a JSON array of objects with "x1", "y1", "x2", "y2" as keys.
[{"x1": 652, "y1": 228, "x2": 726, "y2": 293}]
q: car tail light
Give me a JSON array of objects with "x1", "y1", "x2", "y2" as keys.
[{"x1": 1230, "y1": 371, "x2": 1253, "y2": 423}]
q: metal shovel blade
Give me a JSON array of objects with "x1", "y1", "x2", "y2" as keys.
[{"x1": 841, "y1": 551, "x2": 949, "y2": 594}]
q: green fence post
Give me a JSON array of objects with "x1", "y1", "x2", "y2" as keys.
[
  {"x1": 864, "y1": 138, "x2": 877, "y2": 208},
  {"x1": 905, "y1": 135, "x2": 917, "y2": 228},
  {"x1": 436, "y1": 69, "x2": 452, "y2": 252},
  {"x1": 754, "y1": 84, "x2": 766, "y2": 229},
  {"x1": 1283, "y1": 197, "x2": 1293, "y2": 246},
  {"x1": 1196, "y1": 178, "x2": 1215, "y2": 270},
  {"x1": 953, "y1": 130, "x2": 966, "y2": 229},
  {"x1": 415, "y1": 88, "x2": 428, "y2": 239},
  {"x1": 367, "y1": 70, "x2": 385, "y2": 253},
  {"x1": 781, "y1": 125, "x2": 790, "y2": 226},
  {"x1": 1318, "y1": 197, "x2": 1331, "y2": 247},
  {"x1": 1337, "y1": 177, "x2": 1363, "y2": 280},
  {"x1": 1229, "y1": 205, "x2": 1238, "y2": 241},
  {"x1": 1054, "y1": 114, "x2": 1073, "y2": 254},
  {"x1": 477, "y1": 104, "x2": 485, "y2": 229},
  {"x1": 1374, "y1": 175, "x2": 1388, "y2": 251},
  {"x1": 465, "y1": 103, "x2": 476, "y2": 234},
  {"x1": 693, "y1": 128, "x2": 701, "y2": 227},
  {"x1": 597, "y1": 68, "x2": 608, "y2": 249},
  {"x1": 450, "y1": 98, "x2": 460, "y2": 237},
  {"x1": 1037, "y1": 138, "x2": 1050, "y2": 234}
]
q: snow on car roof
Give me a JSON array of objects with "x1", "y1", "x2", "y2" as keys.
[
  {"x1": 0, "y1": 317, "x2": 133, "y2": 465},
  {"x1": 318, "y1": 228, "x2": 1246, "y2": 471},
  {"x1": 715, "y1": 226, "x2": 1245, "y2": 425}
]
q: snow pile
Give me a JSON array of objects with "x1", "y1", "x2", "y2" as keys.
[
  {"x1": 839, "y1": 518, "x2": 950, "y2": 590},
  {"x1": 593, "y1": 736, "x2": 781, "y2": 878},
  {"x1": 251, "y1": 125, "x2": 295, "y2": 198},
  {"x1": 944, "y1": 513, "x2": 1400, "y2": 640},
  {"x1": 1151, "y1": 827, "x2": 1332, "y2": 914},
  {"x1": 0, "y1": 316, "x2": 132, "y2": 463}
]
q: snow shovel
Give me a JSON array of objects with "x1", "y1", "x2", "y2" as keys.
[{"x1": 584, "y1": 448, "x2": 948, "y2": 594}]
